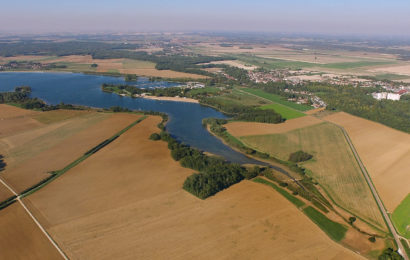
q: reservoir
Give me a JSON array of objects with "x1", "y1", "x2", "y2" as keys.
[{"x1": 0, "y1": 72, "x2": 261, "y2": 165}]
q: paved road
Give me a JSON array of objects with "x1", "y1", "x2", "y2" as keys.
[
  {"x1": 337, "y1": 125, "x2": 408, "y2": 260},
  {"x1": 0, "y1": 178, "x2": 68, "y2": 260}
]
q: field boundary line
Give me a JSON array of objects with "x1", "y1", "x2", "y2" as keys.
[
  {"x1": 0, "y1": 115, "x2": 148, "y2": 260},
  {"x1": 328, "y1": 121, "x2": 408, "y2": 259},
  {"x1": 0, "y1": 178, "x2": 68, "y2": 259}
]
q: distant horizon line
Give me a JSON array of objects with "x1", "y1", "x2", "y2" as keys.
[{"x1": 1, "y1": 30, "x2": 410, "y2": 40}]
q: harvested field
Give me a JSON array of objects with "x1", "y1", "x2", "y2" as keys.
[
  {"x1": 370, "y1": 64, "x2": 410, "y2": 76},
  {"x1": 33, "y1": 109, "x2": 94, "y2": 124},
  {"x1": 225, "y1": 116, "x2": 322, "y2": 136},
  {"x1": 324, "y1": 112, "x2": 410, "y2": 211},
  {"x1": 26, "y1": 116, "x2": 362, "y2": 259},
  {"x1": 0, "y1": 104, "x2": 42, "y2": 137},
  {"x1": 237, "y1": 122, "x2": 386, "y2": 230},
  {"x1": 0, "y1": 202, "x2": 63, "y2": 259},
  {"x1": 0, "y1": 106, "x2": 140, "y2": 193},
  {"x1": 305, "y1": 107, "x2": 326, "y2": 115},
  {"x1": 30, "y1": 55, "x2": 207, "y2": 79},
  {"x1": 0, "y1": 184, "x2": 13, "y2": 202},
  {"x1": 208, "y1": 60, "x2": 257, "y2": 70}
]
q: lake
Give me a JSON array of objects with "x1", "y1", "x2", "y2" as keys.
[{"x1": 0, "y1": 72, "x2": 261, "y2": 165}]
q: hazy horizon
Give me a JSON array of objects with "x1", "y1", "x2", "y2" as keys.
[{"x1": 1, "y1": 0, "x2": 410, "y2": 36}]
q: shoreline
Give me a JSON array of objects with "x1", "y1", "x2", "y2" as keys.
[{"x1": 141, "y1": 96, "x2": 199, "y2": 103}]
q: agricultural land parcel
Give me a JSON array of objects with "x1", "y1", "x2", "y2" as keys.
[
  {"x1": 0, "y1": 55, "x2": 207, "y2": 79},
  {"x1": 0, "y1": 202, "x2": 63, "y2": 259},
  {"x1": 0, "y1": 105, "x2": 141, "y2": 193},
  {"x1": 392, "y1": 194, "x2": 410, "y2": 239},
  {"x1": 324, "y1": 112, "x2": 410, "y2": 212},
  {"x1": 228, "y1": 119, "x2": 387, "y2": 231},
  {"x1": 24, "y1": 116, "x2": 362, "y2": 259}
]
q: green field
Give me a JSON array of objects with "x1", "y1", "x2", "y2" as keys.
[
  {"x1": 303, "y1": 206, "x2": 348, "y2": 242},
  {"x1": 253, "y1": 177, "x2": 305, "y2": 208},
  {"x1": 235, "y1": 54, "x2": 316, "y2": 70},
  {"x1": 260, "y1": 103, "x2": 306, "y2": 119},
  {"x1": 240, "y1": 122, "x2": 386, "y2": 230},
  {"x1": 392, "y1": 194, "x2": 410, "y2": 238},
  {"x1": 241, "y1": 88, "x2": 311, "y2": 111}
]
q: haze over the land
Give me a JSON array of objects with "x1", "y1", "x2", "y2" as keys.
[{"x1": 1, "y1": 0, "x2": 410, "y2": 36}]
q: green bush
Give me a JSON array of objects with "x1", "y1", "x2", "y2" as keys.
[
  {"x1": 289, "y1": 150, "x2": 313, "y2": 162},
  {"x1": 149, "y1": 133, "x2": 161, "y2": 141}
]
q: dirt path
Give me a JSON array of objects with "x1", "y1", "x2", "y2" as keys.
[
  {"x1": 333, "y1": 123, "x2": 408, "y2": 260},
  {"x1": 0, "y1": 178, "x2": 68, "y2": 259}
]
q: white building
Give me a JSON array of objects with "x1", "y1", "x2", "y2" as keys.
[{"x1": 372, "y1": 92, "x2": 401, "y2": 101}]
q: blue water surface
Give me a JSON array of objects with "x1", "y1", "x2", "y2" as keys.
[{"x1": 0, "y1": 72, "x2": 260, "y2": 164}]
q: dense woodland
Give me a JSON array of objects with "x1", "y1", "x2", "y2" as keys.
[
  {"x1": 157, "y1": 130, "x2": 258, "y2": 199},
  {"x1": 301, "y1": 83, "x2": 410, "y2": 133}
]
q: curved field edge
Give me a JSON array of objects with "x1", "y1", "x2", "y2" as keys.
[
  {"x1": 253, "y1": 178, "x2": 347, "y2": 242},
  {"x1": 237, "y1": 122, "x2": 386, "y2": 230},
  {"x1": 392, "y1": 194, "x2": 410, "y2": 239}
]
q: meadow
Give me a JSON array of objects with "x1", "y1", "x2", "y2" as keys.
[
  {"x1": 241, "y1": 88, "x2": 311, "y2": 112},
  {"x1": 392, "y1": 194, "x2": 410, "y2": 239},
  {"x1": 260, "y1": 103, "x2": 306, "y2": 119}
]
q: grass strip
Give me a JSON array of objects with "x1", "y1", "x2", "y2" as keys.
[
  {"x1": 0, "y1": 195, "x2": 18, "y2": 210},
  {"x1": 400, "y1": 239, "x2": 410, "y2": 258},
  {"x1": 253, "y1": 177, "x2": 305, "y2": 208},
  {"x1": 303, "y1": 206, "x2": 348, "y2": 242}
]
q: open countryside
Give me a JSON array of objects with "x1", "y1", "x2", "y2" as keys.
[{"x1": 0, "y1": 1, "x2": 410, "y2": 258}]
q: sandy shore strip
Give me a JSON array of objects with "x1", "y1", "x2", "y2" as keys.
[{"x1": 142, "y1": 96, "x2": 199, "y2": 103}]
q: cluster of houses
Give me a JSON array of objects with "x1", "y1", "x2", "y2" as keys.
[{"x1": 284, "y1": 89, "x2": 327, "y2": 108}]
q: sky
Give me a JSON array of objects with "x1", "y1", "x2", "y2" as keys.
[{"x1": 1, "y1": 0, "x2": 410, "y2": 36}]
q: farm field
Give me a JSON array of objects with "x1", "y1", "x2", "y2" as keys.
[
  {"x1": 0, "y1": 184, "x2": 13, "y2": 202},
  {"x1": 260, "y1": 103, "x2": 306, "y2": 119},
  {"x1": 241, "y1": 88, "x2": 311, "y2": 111},
  {"x1": 0, "y1": 105, "x2": 141, "y2": 193},
  {"x1": 235, "y1": 122, "x2": 387, "y2": 230},
  {"x1": 392, "y1": 194, "x2": 410, "y2": 239},
  {"x1": 0, "y1": 54, "x2": 207, "y2": 79},
  {"x1": 0, "y1": 202, "x2": 63, "y2": 259},
  {"x1": 24, "y1": 116, "x2": 362, "y2": 259},
  {"x1": 324, "y1": 112, "x2": 410, "y2": 211},
  {"x1": 225, "y1": 116, "x2": 322, "y2": 136}
]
